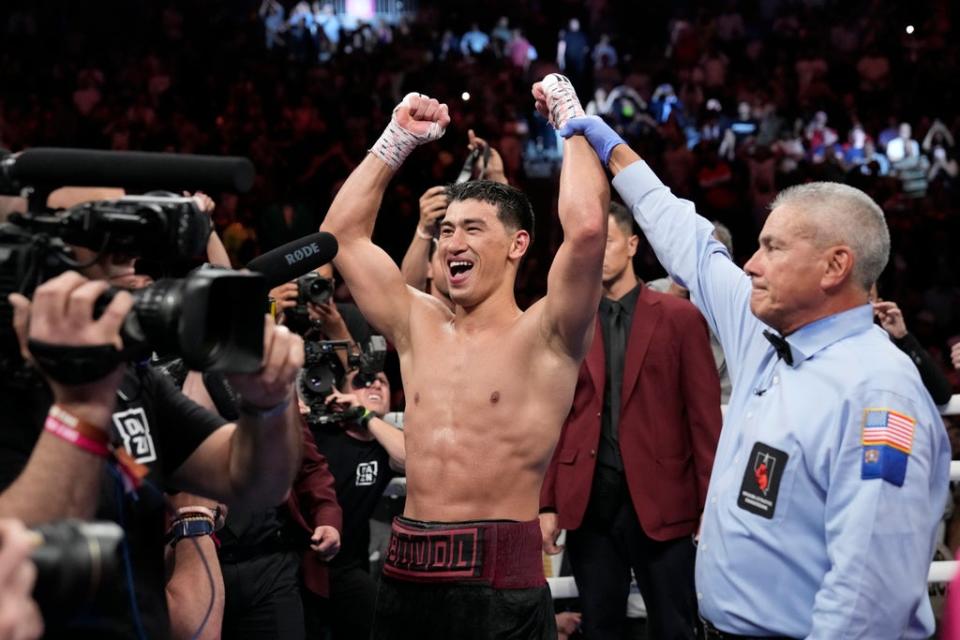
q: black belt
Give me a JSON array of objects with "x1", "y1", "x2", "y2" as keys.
[{"x1": 700, "y1": 617, "x2": 794, "y2": 640}]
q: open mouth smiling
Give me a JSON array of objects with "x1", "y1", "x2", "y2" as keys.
[{"x1": 447, "y1": 259, "x2": 474, "y2": 284}]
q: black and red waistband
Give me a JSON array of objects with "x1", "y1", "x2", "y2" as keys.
[{"x1": 382, "y1": 516, "x2": 545, "y2": 589}]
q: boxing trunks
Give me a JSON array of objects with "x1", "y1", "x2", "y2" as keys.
[{"x1": 372, "y1": 517, "x2": 556, "y2": 640}]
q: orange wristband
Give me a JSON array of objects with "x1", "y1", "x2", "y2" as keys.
[{"x1": 49, "y1": 404, "x2": 110, "y2": 445}]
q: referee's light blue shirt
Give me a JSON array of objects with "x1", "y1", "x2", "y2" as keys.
[{"x1": 613, "y1": 160, "x2": 950, "y2": 639}]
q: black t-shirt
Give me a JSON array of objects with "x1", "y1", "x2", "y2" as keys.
[
  {"x1": 0, "y1": 365, "x2": 226, "y2": 639},
  {"x1": 311, "y1": 425, "x2": 395, "y2": 569}
]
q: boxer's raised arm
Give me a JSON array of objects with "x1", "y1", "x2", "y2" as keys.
[
  {"x1": 320, "y1": 94, "x2": 449, "y2": 346},
  {"x1": 533, "y1": 76, "x2": 609, "y2": 360}
]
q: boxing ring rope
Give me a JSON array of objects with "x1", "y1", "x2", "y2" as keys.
[{"x1": 543, "y1": 395, "x2": 960, "y2": 600}]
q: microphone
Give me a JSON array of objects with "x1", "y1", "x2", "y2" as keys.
[
  {"x1": 753, "y1": 387, "x2": 767, "y2": 397},
  {"x1": 0, "y1": 148, "x2": 256, "y2": 194},
  {"x1": 245, "y1": 232, "x2": 338, "y2": 289}
]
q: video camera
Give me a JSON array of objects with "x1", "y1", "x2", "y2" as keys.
[
  {"x1": 0, "y1": 195, "x2": 267, "y2": 378},
  {"x1": 299, "y1": 335, "x2": 388, "y2": 426},
  {"x1": 0, "y1": 148, "x2": 268, "y2": 380}
]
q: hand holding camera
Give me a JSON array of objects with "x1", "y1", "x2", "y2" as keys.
[
  {"x1": 270, "y1": 282, "x2": 299, "y2": 313},
  {"x1": 466, "y1": 129, "x2": 507, "y2": 184},
  {"x1": 9, "y1": 272, "x2": 134, "y2": 428},
  {"x1": 306, "y1": 299, "x2": 350, "y2": 340},
  {"x1": 418, "y1": 186, "x2": 448, "y2": 238},
  {"x1": 324, "y1": 388, "x2": 363, "y2": 412},
  {"x1": 227, "y1": 315, "x2": 304, "y2": 413}
]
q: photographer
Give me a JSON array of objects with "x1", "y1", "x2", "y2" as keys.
[
  {"x1": 0, "y1": 519, "x2": 43, "y2": 640},
  {"x1": 311, "y1": 368, "x2": 403, "y2": 640},
  {"x1": 270, "y1": 263, "x2": 370, "y2": 374},
  {"x1": 0, "y1": 254, "x2": 303, "y2": 638}
]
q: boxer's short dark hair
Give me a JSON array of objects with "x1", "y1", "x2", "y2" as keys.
[{"x1": 446, "y1": 181, "x2": 535, "y2": 245}]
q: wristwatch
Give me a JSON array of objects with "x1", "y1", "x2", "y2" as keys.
[{"x1": 166, "y1": 516, "x2": 215, "y2": 547}]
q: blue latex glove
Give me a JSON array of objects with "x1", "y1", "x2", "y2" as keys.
[{"x1": 557, "y1": 115, "x2": 626, "y2": 167}]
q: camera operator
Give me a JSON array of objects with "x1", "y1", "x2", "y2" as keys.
[
  {"x1": 310, "y1": 368, "x2": 403, "y2": 640},
  {"x1": 134, "y1": 192, "x2": 343, "y2": 640},
  {"x1": 0, "y1": 246, "x2": 304, "y2": 640},
  {"x1": 270, "y1": 263, "x2": 371, "y2": 374},
  {"x1": 155, "y1": 191, "x2": 234, "y2": 640},
  {"x1": 0, "y1": 519, "x2": 43, "y2": 640}
]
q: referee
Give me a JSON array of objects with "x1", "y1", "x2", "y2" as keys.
[{"x1": 555, "y1": 113, "x2": 951, "y2": 640}]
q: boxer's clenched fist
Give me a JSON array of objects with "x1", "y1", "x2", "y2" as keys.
[
  {"x1": 371, "y1": 92, "x2": 450, "y2": 169},
  {"x1": 532, "y1": 74, "x2": 585, "y2": 129}
]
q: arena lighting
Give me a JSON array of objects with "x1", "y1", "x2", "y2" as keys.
[
  {"x1": 462, "y1": 92, "x2": 471, "y2": 101},
  {"x1": 906, "y1": 24, "x2": 915, "y2": 34}
]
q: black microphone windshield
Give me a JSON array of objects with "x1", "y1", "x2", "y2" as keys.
[
  {"x1": 3, "y1": 148, "x2": 255, "y2": 194},
  {"x1": 246, "y1": 232, "x2": 338, "y2": 289}
]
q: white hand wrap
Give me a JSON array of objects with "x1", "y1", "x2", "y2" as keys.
[
  {"x1": 370, "y1": 93, "x2": 446, "y2": 169},
  {"x1": 541, "y1": 74, "x2": 585, "y2": 129}
]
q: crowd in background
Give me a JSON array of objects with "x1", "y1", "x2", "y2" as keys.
[{"x1": 1, "y1": 0, "x2": 959, "y2": 394}]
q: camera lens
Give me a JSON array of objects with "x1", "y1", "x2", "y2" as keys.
[
  {"x1": 300, "y1": 365, "x2": 337, "y2": 398},
  {"x1": 30, "y1": 520, "x2": 124, "y2": 619},
  {"x1": 307, "y1": 277, "x2": 333, "y2": 306}
]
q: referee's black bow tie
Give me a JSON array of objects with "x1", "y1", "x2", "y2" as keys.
[{"x1": 763, "y1": 330, "x2": 794, "y2": 366}]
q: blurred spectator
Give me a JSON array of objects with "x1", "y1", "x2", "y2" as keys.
[
  {"x1": 557, "y1": 18, "x2": 590, "y2": 89},
  {"x1": 856, "y1": 46, "x2": 892, "y2": 93},
  {"x1": 650, "y1": 84, "x2": 681, "y2": 125},
  {"x1": 592, "y1": 34, "x2": 617, "y2": 70},
  {"x1": 700, "y1": 45, "x2": 730, "y2": 91},
  {"x1": 437, "y1": 29, "x2": 458, "y2": 60},
  {"x1": 490, "y1": 16, "x2": 511, "y2": 56},
  {"x1": 314, "y1": 3, "x2": 341, "y2": 50},
  {"x1": 508, "y1": 29, "x2": 537, "y2": 70},
  {"x1": 929, "y1": 146, "x2": 958, "y2": 188},
  {"x1": 923, "y1": 119, "x2": 956, "y2": 155},
  {"x1": 714, "y1": 3, "x2": 746, "y2": 44},
  {"x1": 460, "y1": 22, "x2": 490, "y2": 56},
  {"x1": 804, "y1": 111, "x2": 839, "y2": 158},
  {"x1": 259, "y1": 0, "x2": 286, "y2": 50},
  {"x1": 287, "y1": 1, "x2": 317, "y2": 62},
  {"x1": 890, "y1": 124, "x2": 931, "y2": 199},
  {"x1": 887, "y1": 122, "x2": 921, "y2": 163}
]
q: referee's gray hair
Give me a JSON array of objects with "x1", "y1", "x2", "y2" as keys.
[{"x1": 770, "y1": 182, "x2": 890, "y2": 290}]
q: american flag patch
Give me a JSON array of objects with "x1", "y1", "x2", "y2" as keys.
[{"x1": 861, "y1": 409, "x2": 916, "y2": 454}]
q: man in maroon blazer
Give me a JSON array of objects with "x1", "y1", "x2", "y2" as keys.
[{"x1": 539, "y1": 202, "x2": 722, "y2": 640}]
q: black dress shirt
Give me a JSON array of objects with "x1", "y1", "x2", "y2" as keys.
[{"x1": 597, "y1": 282, "x2": 642, "y2": 472}]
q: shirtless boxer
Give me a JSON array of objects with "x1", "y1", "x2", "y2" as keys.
[{"x1": 319, "y1": 75, "x2": 607, "y2": 639}]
